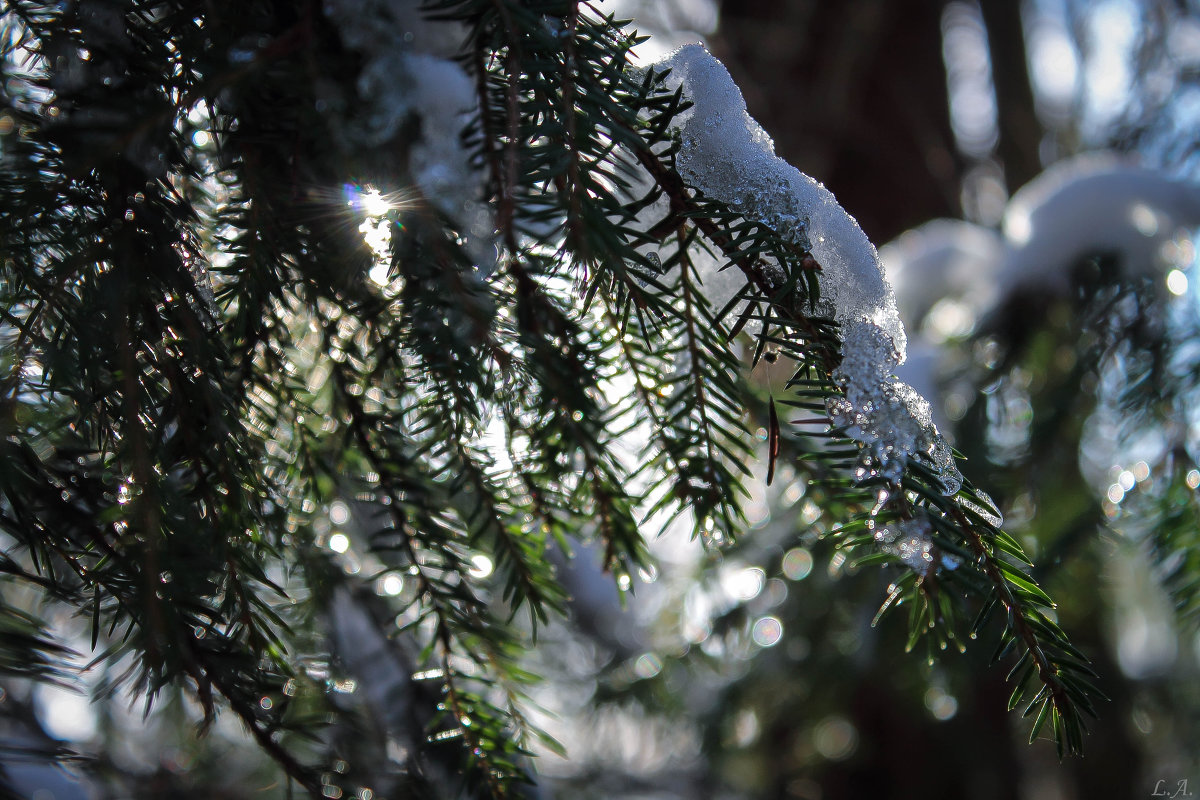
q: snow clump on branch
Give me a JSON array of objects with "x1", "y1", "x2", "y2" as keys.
[{"x1": 655, "y1": 44, "x2": 962, "y2": 493}]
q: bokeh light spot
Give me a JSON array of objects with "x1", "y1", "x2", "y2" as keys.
[
  {"x1": 781, "y1": 547, "x2": 814, "y2": 581},
  {"x1": 752, "y1": 616, "x2": 783, "y2": 647}
]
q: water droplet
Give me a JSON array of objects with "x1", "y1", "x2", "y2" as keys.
[{"x1": 428, "y1": 727, "x2": 465, "y2": 742}]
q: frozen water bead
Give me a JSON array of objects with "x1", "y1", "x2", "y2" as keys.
[{"x1": 874, "y1": 516, "x2": 936, "y2": 572}]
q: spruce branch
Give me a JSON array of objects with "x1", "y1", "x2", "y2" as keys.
[{"x1": 613, "y1": 61, "x2": 1098, "y2": 754}]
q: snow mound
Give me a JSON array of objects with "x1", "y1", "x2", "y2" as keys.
[
  {"x1": 656, "y1": 44, "x2": 960, "y2": 493},
  {"x1": 880, "y1": 219, "x2": 1004, "y2": 332},
  {"x1": 1002, "y1": 154, "x2": 1200, "y2": 294},
  {"x1": 658, "y1": 45, "x2": 904, "y2": 352}
]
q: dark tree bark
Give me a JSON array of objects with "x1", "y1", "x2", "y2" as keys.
[
  {"x1": 712, "y1": 0, "x2": 962, "y2": 244},
  {"x1": 979, "y1": 0, "x2": 1043, "y2": 192}
]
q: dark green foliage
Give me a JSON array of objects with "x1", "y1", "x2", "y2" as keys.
[{"x1": 0, "y1": 1, "x2": 1109, "y2": 797}]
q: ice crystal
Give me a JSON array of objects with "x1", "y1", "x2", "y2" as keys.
[
  {"x1": 874, "y1": 516, "x2": 936, "y2": 573},
  {"x1": 960, "y1": 490, "x2": 1003, "y2": 528}
]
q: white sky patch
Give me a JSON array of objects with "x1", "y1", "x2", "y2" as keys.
[
  {"x1": 35, "y1": 682, "x2": 98, "y2": 742},
  {"x1": 604, "y1": 0, "x2": 717, "y2": 64},
  {"x1": 479, "y1": 414, "x2": 513, "y2": 473},
  {"x1": 1024, "y1": 0, "x2": 1080, "y2": 125},
  {"x1": 1030, "y1": 25, "x2": 1079, "y2": 105},
  {"x1": 1082, "y1": 0, "x2": 1140, "y2": 133},
  {"x1": 942, "y1": 2, "x2": 999, "y2": 159}
]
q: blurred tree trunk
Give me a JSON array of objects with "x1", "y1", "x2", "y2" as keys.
[
  {"x1": 712, "y1": 0, "x2": 961, "y2": 244},
  {"x1": 979, "y1": 0, "x2": 1043, "y2": 191}
]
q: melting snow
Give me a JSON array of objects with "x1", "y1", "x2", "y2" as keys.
[
  {"x1": 656, "y1": 44, "x2": 961, "y2": 493},
  {"x1": 874, "y1": 516, "x2": 936, "y2": 572}
]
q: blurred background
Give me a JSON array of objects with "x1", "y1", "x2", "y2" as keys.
[
  {"x1": 522, "y1": 1, "x2": 1200, "y2": 798},
  {"x1": 8, "y1": 0, "x2": 1200, "y2": 798}
]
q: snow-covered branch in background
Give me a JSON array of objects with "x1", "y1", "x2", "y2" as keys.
[
  {"x1": 885, "y1": 154, "x2": 1200, "y2": 329},
  {"x1": 883, "y1": 154, "x2": 1200, "y2": 437},
  {"x1": 1001, "y1": 154, "x2": 1200, "y2": 295}
]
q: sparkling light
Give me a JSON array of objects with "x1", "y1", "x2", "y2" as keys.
[
  {"x1": 360, "y1": 188, "x2": 391, "y2": 217},
  {"x1": 329, "y1": 533, "x2": 350, "y2": 553},
  {"x1": 925, "y1": 687, "x2": 959, "y2": 721},
  {"x1": 634, "y1": 653, "x2": 663, "y2": 679},
  {"x1": 468, "y1": 554, "x2": 494, "y2": 579},
  {"x1": 722, "y1": 566, "x2": 765, "y2": 601},
  {"x1": 381, "y1": 574, "x2": 404, "y2": 596},
  {"x1": 813, "y1": 716, "x2": 858, "y2": 761},
  {"x1": 1130, "y1": 202, "x2": 1159, "y2": 237},
  {"x1": 343, "y1": 184, "x2": 403, "y2": 285}
]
